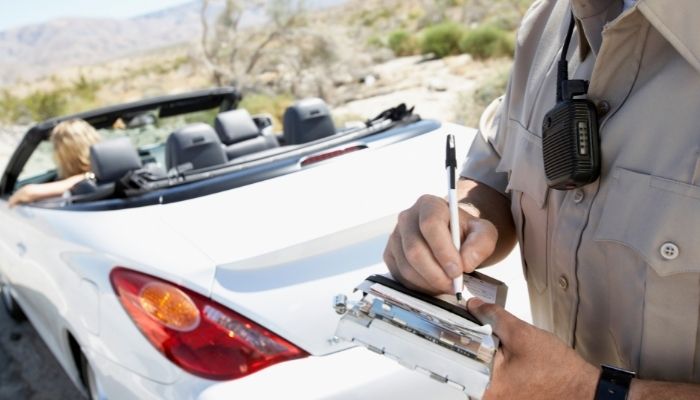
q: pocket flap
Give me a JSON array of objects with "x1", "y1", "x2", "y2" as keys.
[
  {"x1": 496, "y1": 121, "x2": 549, "y2": 208},
  {"x1": 595, "y1": 168, "x2": 700, "y2": 276}
]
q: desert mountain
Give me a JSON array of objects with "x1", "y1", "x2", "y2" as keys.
[{"x1": 0, "y1": 0, "x2": 344, "y2": 87}]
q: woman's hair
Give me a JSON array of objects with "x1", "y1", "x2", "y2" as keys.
[{"x1": 50, "y1": 119, "x2": 102, "y2": 178}]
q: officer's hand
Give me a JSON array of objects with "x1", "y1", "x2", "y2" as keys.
[
  {"x1": 383, "y1": 194, "x2": 498, "y2": 295},
  {"x1": 467, "y1": 298, "x2": 599, "y2": 400}
]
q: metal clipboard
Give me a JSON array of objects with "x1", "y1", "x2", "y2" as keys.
[{"x1": 334, "y1": 272, "x2": 507, "y2": 399}]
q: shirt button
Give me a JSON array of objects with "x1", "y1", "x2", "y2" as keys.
[
  {"x1": 660, "y1": 242, "x2": 679, "y2": 260},
  {"x1": 573, "y1": 189, "x2": 585, "y2": 204},
  {"x1": 558, "y1": 275, "x2": 569, "y2": 290},
  {"x1": 597, "y1": 100, "x2": 611, "y2": 116}
]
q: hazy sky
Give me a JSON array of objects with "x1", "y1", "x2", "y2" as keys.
[{"x1": 0, "y1": 0, "x2": 192, "y2": 31}]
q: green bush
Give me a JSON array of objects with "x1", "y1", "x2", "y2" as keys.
[
  {"x1": 239, "y1": 93, "x2": 294, "y2": 132},
  {"x1": 0, "y1": 91, "x2": 23, "y2": 123},
  {"x1": 24, "y1": 90, "x2": 68, "y2": 121},
  {"x1": 473, "y1": 68, "x2": 510, "y2": 107},
  {"x1": 366, "y1": 34, "x2": 384, "y2": 49},
  {"x1": 388, "y1": 30, "x2": 419, "y2": 56},
  {"x1": 459, "y1": 25, "x2": 515, "y2": 60},
  {"x1": 355, "y1": 8, "x2": 392, "y2": 28},
  {"x1": 73, "y1": 74, "x2": 100, "y2": 102},
  {"x1": 454, "y1": 66, "x2": 510, "y2": 127},
  {"x1": 420, "y1": 22, "x2": 466, "y2": 58}
]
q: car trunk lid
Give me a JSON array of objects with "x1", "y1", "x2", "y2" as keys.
[{"x1": 155, "y1": 124, "x2": 473, "y2": 355}]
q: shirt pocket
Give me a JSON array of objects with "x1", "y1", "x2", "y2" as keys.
[
  {"x1": 496, "y1": 120, "x2": 550, "y2": 293},
  {"x1": 594, "y1": 167, "x2": 700, "y2": 381}
]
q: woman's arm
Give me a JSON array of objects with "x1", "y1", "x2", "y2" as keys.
[{"x1": 8, "y1": 174, "x2": 86, "y2": 207}]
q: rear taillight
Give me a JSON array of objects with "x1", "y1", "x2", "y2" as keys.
[
  {"x1": 300, "y1": 145, "x2": 367, "y2": 167},
  {"x1": 110, "y1": 267, "x2": 307, "y2": 380}
]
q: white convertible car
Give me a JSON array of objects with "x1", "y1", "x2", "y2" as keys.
[{"x1": 0, "y1": 87, "x2": 478, "y2": 399}]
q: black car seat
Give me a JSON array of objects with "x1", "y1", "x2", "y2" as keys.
[
  {"x1": 214, "y1": 109, "x2": 279, "y2": 161},
  {"x1": 283, "y1": 98, "x2": 336, "y2": 145},
  {"x1": 70, "y1": 137, "x2": 144, "y2": 201},
  {"x1": 165, "y1": 123, "x2": 228, "y2": 171},
  {"x1": 90, "y1": 137, "x2": 143, "y2": 184}
]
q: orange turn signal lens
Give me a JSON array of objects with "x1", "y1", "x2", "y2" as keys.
[{"x1": 139, "y1": 282, "x2": 200, "y2": 332}]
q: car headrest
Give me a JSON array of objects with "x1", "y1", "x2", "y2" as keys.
[
  {"x1": 165, "y1": 123, "x2": 227, "y2": 171},
  {"x1": 90, "y1": 137, "x2": 143, "y2": 183},
  {"x1": 283, "y1": 98, "x2": 335, "y2": 145},
  {"x1": 214, "y1": 109, "x2": 260, "y2": 145}
]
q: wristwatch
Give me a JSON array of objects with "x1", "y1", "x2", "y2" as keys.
[{"x1": 594, "y1": 364, "x2": 636, "y2": 400}]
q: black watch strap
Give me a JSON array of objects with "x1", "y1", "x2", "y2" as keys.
[{"x1": 594, "y1": 364, "x2": 635, "y2": 400}]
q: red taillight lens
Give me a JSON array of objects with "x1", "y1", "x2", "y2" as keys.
[
  {"x1": 300, "y1": 145, "x2": 367, "y2": 167},
  {"x1": 110, "y1": 267, "x2": 307, "y2": 380}
]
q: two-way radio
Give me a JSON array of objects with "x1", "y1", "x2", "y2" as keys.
[{"x1": 542, "y1": 14, "x2": 601, "y2": 190}]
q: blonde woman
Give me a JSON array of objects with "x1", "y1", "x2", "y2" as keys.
[{"x1": 9, "y1": 119, "x2": 101, "y2": 207}]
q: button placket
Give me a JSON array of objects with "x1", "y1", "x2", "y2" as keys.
[
  {"x1": 558, "y1": 275, "x2": 569, "y2": 290},
  {"x1": 550, "y1": 178, "x2": 601, "y2": 345}
]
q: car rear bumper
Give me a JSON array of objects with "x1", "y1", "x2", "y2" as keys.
[{"x1": 92, "y1": 346, "x2": 466, "y2": 399}]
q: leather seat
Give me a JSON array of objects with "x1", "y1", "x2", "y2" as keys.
[
  {"x1": 69, "y1": 137, "x2": 144, "y2": 202},
  {"x1": 165, "y1": 123, "x2": 228, "y2": 171},
  {"x1": 214, "y1": 109, "x2": 278, "y2": 161},
  {"x1": 283, "y1": 98, "x2": 336, "y2": 145},
  {"x1": 90, "y1": 137, "x2": 143, "y2": 184}
]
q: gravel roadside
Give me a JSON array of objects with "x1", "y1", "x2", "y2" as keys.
[{"x1": 0, "y1": 307, "x2": 83, "y2": 400}]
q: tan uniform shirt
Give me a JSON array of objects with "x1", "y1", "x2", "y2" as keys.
[{"x1": 461, "y1": 0, "x2": 700, "y2": 383}]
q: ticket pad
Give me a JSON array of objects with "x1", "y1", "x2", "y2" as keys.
[{"x1": 334, "y1": 272, "x2": 507, "y2": 399}]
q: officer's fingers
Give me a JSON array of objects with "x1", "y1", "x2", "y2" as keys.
[
  {"x1": 383, "y1": 229, "x2": 399, "y2": 271},
  {"x1": 418, "y1": 196, "x2": 464, "y2": 280},
  {"x1": 467, "y1": 298, "x2": 522, "y2": 345},
  {"x1": 384, "y1": 229, "x2": 437, "y2": 294},
  {"x1": 397, "y1": 212, "x2": 453, "y2": 294},
  {"x1": 460, "y1": 217, "x2": 498, "y2": 272}
]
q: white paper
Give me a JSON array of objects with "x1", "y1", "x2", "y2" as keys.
[{"x1": 464, "y1": 274, "x2": 499, "y2": 304}]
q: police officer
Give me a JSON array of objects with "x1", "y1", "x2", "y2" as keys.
[{"x1": 384, "y1": 0, "x2": 700, "y2": 398}]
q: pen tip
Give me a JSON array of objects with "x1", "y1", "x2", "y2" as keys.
[{"x1": 456, "y1": 292, "x2": 463, "y2": 301}]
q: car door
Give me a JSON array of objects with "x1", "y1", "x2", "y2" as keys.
[
  {"x1": 0, "y1": 199, "x2": 29, "y2": 308},
  {"x1": 0, "y1": 140, "x2": 68, "y2": 358}
]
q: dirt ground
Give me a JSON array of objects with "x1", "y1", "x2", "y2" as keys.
[
  {"x1": 334, "y1": 55, "x2": 479, "y2": 123},
  {"x1": 0, "y1": 307, "x2": 83, "y2": 400}
]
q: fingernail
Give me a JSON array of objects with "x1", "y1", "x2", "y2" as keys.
[{"x1": 444, "y1": 262, "x2": 462, "y2": 278}]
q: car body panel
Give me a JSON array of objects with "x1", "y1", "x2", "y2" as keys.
[
  {"x1": 157, "y1": 122, "x2": 464, "y2": 265},
  {"x1": 89, "y1": 345, "x2": 464, "y2": 400},
  {"x1": 0, "y1": 120, "x2": 481, "y2": 398}
]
